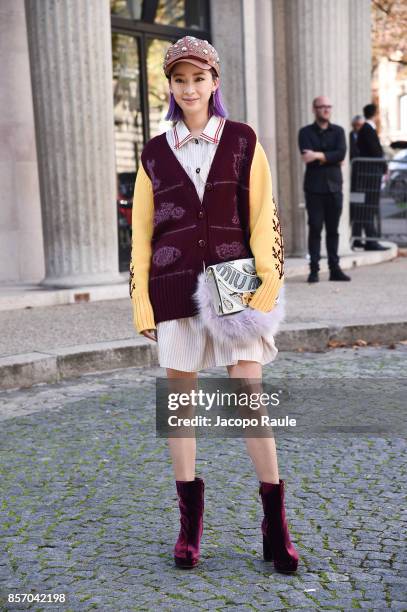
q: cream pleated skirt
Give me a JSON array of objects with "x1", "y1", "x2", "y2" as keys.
[{"x1": 156, "y1": 314, "x2": 278, "y2": 372}]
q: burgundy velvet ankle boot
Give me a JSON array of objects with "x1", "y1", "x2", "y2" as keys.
[
  {"x1": 259, "y1": 479, "x2": 299, "y2": 573},
  {"x1": 174, "y1": 476, "x2": 204, "y2": 568}
]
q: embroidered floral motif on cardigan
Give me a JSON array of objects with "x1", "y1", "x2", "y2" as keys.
[
  {"x1": 146, "y1": 159, "x2": 161, "y2": 191},
  {"x1": 153, "y1": 202, "x2": 185, "y2": 227},
  {"x1": 231, "y1": 195, "x2": 239, "y2": 224},
  {"x1": 232, "y1": 137, "x2": 248, "y2": 179},
  {"x1": 153, "y1": 245, "x2": 182, "y2": 267},
  {"x1": 129, "y1": 261, "x2": 135, "y2": 298},
  {"x1": 272, "y1": 197, "x2": 284, "y2": 279},
  {"x1": 216, "y1": 241, "x2": 248, "y2": 260}
]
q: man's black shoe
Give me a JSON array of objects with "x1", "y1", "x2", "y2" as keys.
[
  {"x1": 307, "y1": 271, "x2": 319, "y2": 283},
  {"x1": 364, "y1": 242, "x2": 390, "y2": 251},
  {"x1": 329, "y1": 267, "x2": 351, "y2": 281},
  {"x1": 352, "y1": 240, "x2": 365, "y2": 250}
]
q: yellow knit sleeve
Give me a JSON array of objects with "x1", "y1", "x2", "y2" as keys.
[
  {"x1": 129, "y1": 164, "x2": 156, "y2": 333},
  {"x1": 247, "y1": 140, "x2": 285, "y2": 312}
]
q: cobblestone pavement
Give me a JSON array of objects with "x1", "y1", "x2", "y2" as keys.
[{"x1": 0, "y1": 346, "x2": 406, "y2": 611}]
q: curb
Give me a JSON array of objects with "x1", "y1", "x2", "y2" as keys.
[
  {"x1": 1, "y1": 320, "x2": 406, "y2": 391},
  {"x1": 0, "y1": 339, "x2": 156, "y2": 391}
]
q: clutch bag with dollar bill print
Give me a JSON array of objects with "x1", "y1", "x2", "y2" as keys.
[{"x1": 192, "y1": 257, "x2": 285, "y2": 347}]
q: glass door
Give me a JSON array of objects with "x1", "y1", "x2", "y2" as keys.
[
  {"x1": 112, "y1": 33, "x2": 143, "y2": 271},
  {"x1": 146, "y1": 37, "x2": 173, "y2": 138}
]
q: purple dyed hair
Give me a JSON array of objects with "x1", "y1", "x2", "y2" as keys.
[{"x1": 164, "y1": 68, "x2": 228, "y2": 122}]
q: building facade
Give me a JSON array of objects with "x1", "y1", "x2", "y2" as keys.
[
  {"x1": 0, "y1": 0, "x2": 371, "y2": 285},
  {"x1": 373, "y1": 55, "x2": 407, "y2": 147}
]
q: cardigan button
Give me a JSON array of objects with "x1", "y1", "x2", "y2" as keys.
[
  {"x1": 198, "y1": 239, "x2": 206, "y2": 247},
  {"x1": 205, "y1": 182, "x2": 213, "y2": 191}
]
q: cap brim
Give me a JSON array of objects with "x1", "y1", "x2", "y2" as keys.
[{"x1": 167, "y1": 58, "x2": 213, "y2": 75}]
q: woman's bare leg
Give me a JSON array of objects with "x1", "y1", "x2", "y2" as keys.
[
  {"x1": 227, "y1": 360, "x2": 280, "y2": 484},
  {"x1": 166, "y1": 368, "x2": 197, "y2": 481}
]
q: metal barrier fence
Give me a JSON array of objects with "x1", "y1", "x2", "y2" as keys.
[{"x1": 350, "y1": 156, "x2": 407, "y2": 246}]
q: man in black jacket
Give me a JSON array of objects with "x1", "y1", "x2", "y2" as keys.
[
  {"x1": 298, "y1": 95, "x2": 350, "y2": 283},
  {"x1": 352, "y1": 103, "x2": 389, "y2": 250},
  {"x1": 350, "y1": 115, "x2": 363, "y2": 160}
]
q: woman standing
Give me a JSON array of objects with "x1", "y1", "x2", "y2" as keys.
[{"x1": 129, "y1": 36, "x2": 299, "y2": 573}]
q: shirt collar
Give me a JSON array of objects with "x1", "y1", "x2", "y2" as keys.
[
  {"x1": 173, "y1": 115, "x2": 226, "y2": 149},
  {"x1": 312, "y1": 120, "x2": 333, "y2": 131},
  {"x1": 366, "y1": 119, "x2": 376, "y2": 130}
]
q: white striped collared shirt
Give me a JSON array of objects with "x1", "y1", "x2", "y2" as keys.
[{"x1": 165, "y1": 115, "x2": 226, "y2": 202}]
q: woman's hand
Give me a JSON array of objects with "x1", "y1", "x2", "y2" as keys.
[{"x1": 141, "y1": 329, "x2": 157, "y2": 342}]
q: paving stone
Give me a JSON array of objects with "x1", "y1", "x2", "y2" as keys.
[{"x1": 0, "y1": 347, "x2": 405, "y2": 610}]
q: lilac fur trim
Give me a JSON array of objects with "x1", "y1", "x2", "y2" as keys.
[{"x1": 192, "y1": 272, "x2": 286, "y2": 346}]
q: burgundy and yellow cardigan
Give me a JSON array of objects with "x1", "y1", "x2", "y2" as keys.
[{"x1": 130, "y1": 119, "x2": 285, "y2": 333}]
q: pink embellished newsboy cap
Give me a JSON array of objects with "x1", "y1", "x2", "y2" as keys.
[{"x1": 163, "y1": 36, "x2": 220, "y2": 78}]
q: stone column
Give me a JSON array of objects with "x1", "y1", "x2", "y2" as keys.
[
  {"x1": 241, "y1": 0, "x2": 259, "y2": 130},
  {"x1": 210, "y1": 0, "x2": 246, "y2": 122},
  {"x1": 242, "y1": 0, "x2": 279, "y2": 195},
  {"x1": 25, "y1": 0, "x2": 121, "y2": 286},
  {"x1": 272, "y1": 0, "x2": 297, "y2": 255},
  {"x1": 274, "y1": 0, "x2": 353, "y2": 256},
  {"x1": 349, "y1": 0, "x2": 371, "y2": 119},
  {"x1": 0, "y1": 0, "x2": 44, "y2": 283}
]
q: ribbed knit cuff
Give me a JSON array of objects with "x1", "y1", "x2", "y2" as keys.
[
  {"x1": 248, "y1": 274, "x2": 284, "y2": 312},
  {"x1": 132, "y1": 293, "x2": 156, "y2": 333}
]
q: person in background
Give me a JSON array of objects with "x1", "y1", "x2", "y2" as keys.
[
  {"x1": 298, "y1": 95, "x2": 351, "y2": 283},
  {"x1": 354, "y1": 103, "x2": 389, "y2": 251},
  {"x1": 349, "y1": 115, "x2": 364, "y2": 248},
  {"x1": 350, "y1": 115, "x2": 364, "y2": 160}
]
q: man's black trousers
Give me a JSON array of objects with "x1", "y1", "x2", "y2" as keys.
[{"x1": 305, "y1": 191, "x2": 343, "y2": 272}]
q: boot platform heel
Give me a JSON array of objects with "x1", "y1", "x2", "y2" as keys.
[{"x1": 262, "y1": 533, "x2": 273, "y2": 561}]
